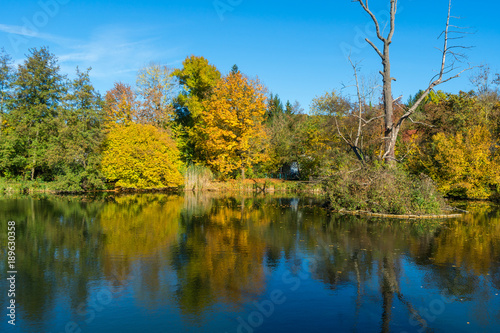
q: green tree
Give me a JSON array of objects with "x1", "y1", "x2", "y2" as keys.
[
  {"x1": 173, "y1": 56, "x2": 221, "y2": 163},
  {"x1": 49, "y1": 67, "x2": 105, "y2": 191},
  {"x1": 264, "y1": 101, "x2": 307, "y2": 177},
  {"x1": 284, "y1": 100, "x2": 294, "y2": 115},
  {"x1": 265, "y1": 93, "x2": 284, "y2": 120},
  {"x1": 231, "y1": 64, "x2": 239, "y2": 74},
  {"x1": 0, "y1": 49, "x2": 15, "y2": 175},
  {"x1": 306, "y1": 91, "x2": 360, "y2": 174},
  {"x1": 0, "y1": 48, "x2": 14, "y2": 135},
  {"x1": 4, "y1": 47, "x2": 66, "y2": 180}
]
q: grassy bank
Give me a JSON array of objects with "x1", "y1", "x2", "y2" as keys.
[
  {"x1": 0, "y1": 177, "x2": 325, "y2": 196},
  {"x1": 205, "y1": 179, "x2": 325, "y2": 194},
  {"x1": 0, "y1": 178, "x2": 56, "y2": 194}
]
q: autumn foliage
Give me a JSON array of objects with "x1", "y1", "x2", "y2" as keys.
[
  {"x1": 2, "y1": 47, "x2": 500, "y2": 201},
  {"x1": 403, "y1": 91, "x2": 500, "y2": 200},
  {"x1": 428, "y1": 126, "x2": 500, "y2": 199},
  {"x1": 101, "y1": 122, "x2": 183, "y2": 188},
  {"x1": 103, "y1": 82, "x2": 138, "y2": 125},
  {"x1": 195, "y1": 70, "x2": 268, "y2": 179}
]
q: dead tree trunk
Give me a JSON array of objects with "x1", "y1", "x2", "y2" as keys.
[
  {"x1": 355, "y1": 0, "x2": 397, "y2": 164},
  {"x1": 354, "y1": 0, "x2": 470, "y2": 164}
]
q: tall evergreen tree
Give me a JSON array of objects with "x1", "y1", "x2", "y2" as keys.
[
  {"x1": 0, "y1": 49, "x2": 15, "y2": 176},
  {"x1": 231, "y1": 64, "x2": 239, "y2": 74},
  {"x1": 0, "y1": 49, "x2": 14, "y2": 134},
  {"x1": 51, "y1": 67, "x2": 105, "y2": 190},
  {"x1": 266, "y1": 93, "x2": 284, "y2": 119},
  {"x1": 7, "y1": 47, "x2": 66, "y2": 180},
  {"x1": 285, "y1": 100, "x2": 293, "y2": 115}
]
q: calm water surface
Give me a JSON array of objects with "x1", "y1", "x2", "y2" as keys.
[{"x1": 1, "y1": 193, "x2": 500, "y2": 333}]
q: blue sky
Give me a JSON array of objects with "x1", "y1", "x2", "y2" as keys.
[{"x1": 1, "y1": 0, "x2": 499, "y2": 110}]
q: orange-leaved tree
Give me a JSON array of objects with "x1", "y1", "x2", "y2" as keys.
[
  {"x1": 101, "y1": 122, "x2": 183, "y2": 188},
  {"x1": 103, "y1": 82, "x2": 139, "y2": 126},
  {"x1": 197, "y1": 69, "x2": 267, "y2": 179}
]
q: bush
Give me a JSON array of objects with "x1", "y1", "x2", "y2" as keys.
[
  {"x1": 101, "y1": 123, "x2": 184, "y2": 189},
  {"x1": 325, "y1": 164, "x2": 446, "y2": 215}
]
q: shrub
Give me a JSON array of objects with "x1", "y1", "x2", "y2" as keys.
[
  {"x1": 325, "y1": 164, "x2": 446, "y2": 215},
  {"x1": 101, "y1": 123, "x2": 184, "y2": 189}
]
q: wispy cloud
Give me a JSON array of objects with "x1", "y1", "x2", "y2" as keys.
[
  {"x1": 58, "y1": 26, "x2": 182, "y2": 77},
  {"x1": 2, "y1": 20, "x2": 185, "y2": 93},
  {"x1": 54, "y1": 25, "x2": 185, "y2": 92},
  {"x1": 0, "y1": 23, "x2": 74, "y2": 44}
]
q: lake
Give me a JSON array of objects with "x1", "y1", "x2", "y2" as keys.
[{"x1": 1, "y1": 193, "x2": 500, "y2": 332}]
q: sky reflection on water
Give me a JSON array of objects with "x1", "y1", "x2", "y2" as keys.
[{"x1": 1, "y1": 194, "x2": 500, "y2": 333}]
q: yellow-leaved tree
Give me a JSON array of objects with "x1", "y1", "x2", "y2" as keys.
[
  {"x1": 101, "y1": 122, "x2": 183, "y2": 188},
  {"x1": 196, "y1": 68, "x2": 267, "y2": 179},
  {"x1": 430, "y1": 125, "x2": 500, "y2": 199}
]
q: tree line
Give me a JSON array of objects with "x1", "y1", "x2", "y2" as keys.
[{"x1": 0, "y1": 46, "x2": 499, "y2": 200}]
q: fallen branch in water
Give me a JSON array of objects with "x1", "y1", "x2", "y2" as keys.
[{"x1": 335, "y1": 209, "x2": 463, "y2": 219}]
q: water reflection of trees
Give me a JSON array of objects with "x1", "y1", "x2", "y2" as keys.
[
  {"x1": 3, "y1": 194, "x2": 500, "y2": 331},
  {"x1": 305, "y1": 206, "x2": 500, "y2": 331},
  {"x1": 99, "y1": 194, "x2": 182, "y2": 275},
  {"x1": 0, "y1": 196, "x2": 105, "y2": 332},
  {"x1": 171, "y1": 195, "x2": 268, "y2": 318}
]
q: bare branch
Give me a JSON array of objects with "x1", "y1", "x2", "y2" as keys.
[
  {"x1": 363, "y1": 115, "x2": 384, "y2": 126},
  {"x1": 345, "y1": 167, "x2": 363, "y2": 175},
  {"x1": 387, "y1": 0, "x2": 397, "y2": 42},
  {"x1": 366, "y1": 38, "x2": 384, "y2": 59},
  {"x1": 352, "y1": 114, "x2": 384, "y2": 126},
  {"x1": 334, "y1": 116, "x2": 351, "y2": 146},
  {"x1": 438, "y1": 0, "x2": 452, "y2": 82},
  {"x1": 350, "y1": 0, "x2": 471, "y2": 163},
  {"x1": 354, "y1": 0, "x2": 385, "y2": 42},
  {"x1": 394, "y1": 0, "x2": 473, "y2": 129},
  {"x1": 408, "y1": 117, "x2": 435, "y2": 128},
  {"x1": 348, "y1": 54, "x2": 363, "y2": 147}
]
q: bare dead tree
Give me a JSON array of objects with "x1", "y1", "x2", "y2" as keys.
[
  {"x1": 336, "y1": 55, "x2": 384, "y2": 164},
  {"x1": 469, "y1": 64, "x2": 492, "y2": 95},
  {"x1": 353, "y1": 0, "x2": 472, "y2": 164}
]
